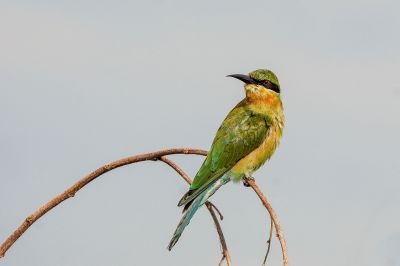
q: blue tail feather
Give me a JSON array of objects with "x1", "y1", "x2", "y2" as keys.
[{"x1": 167, "y1": 172, "x2": 231, "y2": 250}]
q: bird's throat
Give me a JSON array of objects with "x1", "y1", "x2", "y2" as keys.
[{"x1": 245, "y1": 91, "x2": 282, "y2": 114}]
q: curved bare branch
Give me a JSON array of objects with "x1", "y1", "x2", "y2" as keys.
[
  {"x1": 0, "y1": 148, "x2": 207, "y2": 258},
  {"x1": 246, "y1": 179, "x2": 289, "y2": 266},
  {"x1": 0, "y1": 147, "x2": 288, "y2": 266},
  {"x1": 262, "y1": 218, "x2": 274, "y2": 266}
]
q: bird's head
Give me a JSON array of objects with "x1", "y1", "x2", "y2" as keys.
[{"x1": 227, "y1": 69, "x2": 280, "y2": 99}]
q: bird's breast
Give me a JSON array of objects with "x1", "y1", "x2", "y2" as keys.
[{"x1": 231, "y1": 117, "x2": 283, "y2": 179}]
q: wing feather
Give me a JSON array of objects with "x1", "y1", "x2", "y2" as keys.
[{"x1": 178, "y1": 104, "x2": 270, "y2": 207}]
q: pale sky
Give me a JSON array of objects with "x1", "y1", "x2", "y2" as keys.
[{"x1": 1, "y1": 1, "x2": 399, "y2": 265}]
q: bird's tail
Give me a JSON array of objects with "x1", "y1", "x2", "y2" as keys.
[{"x1": 167, "y1": 172, "x2": 231, "y2": 250}]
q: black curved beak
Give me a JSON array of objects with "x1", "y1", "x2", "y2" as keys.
[{"x1": 227, "y1": 74, "x2": 257, "y2": 84}]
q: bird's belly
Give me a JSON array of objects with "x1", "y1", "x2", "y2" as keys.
[{"x1": 231, "y1": 125, "x2": 282, "y2": 180}]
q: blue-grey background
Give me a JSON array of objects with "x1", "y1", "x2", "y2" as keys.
[{"x1": 1, "y1": 1, "x2": 399, "y2": 265}]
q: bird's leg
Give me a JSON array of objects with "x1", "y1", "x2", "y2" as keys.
[{"x1": 242, "y1": 176, "x2": 255, "y2": 187}]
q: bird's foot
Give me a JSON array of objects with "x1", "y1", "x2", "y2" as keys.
[{"x1": 243, "y1": 176, "x2": 255, "y2": 187}]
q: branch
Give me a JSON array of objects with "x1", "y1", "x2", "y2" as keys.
[
  {"x1": 1, "y1": 147, "x2": 288, "y2": 266},
  {"x1": 0, "y1": 148, "x2": 208, "y2": 259},
  {"x1": 246, "y1": 179, "x2": 289, "y2": 266},
  {"x1": 205, "y1": 202, "x2": 232, "y2": 266},
  {"x1": 262, "y1": 218, "x2": 273, "y2": 266}
]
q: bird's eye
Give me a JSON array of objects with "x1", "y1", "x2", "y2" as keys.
[{"x1": 263, "y1": 80, "x2": 271, "y2": 86}]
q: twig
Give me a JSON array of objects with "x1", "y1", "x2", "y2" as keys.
[
  {"x1": 206, "y1": 202, "x2": 232, "y2": 266},
  {"x1": 246, "y1": 179, "x2": 289, "y2": 266},
  {"x1": 262, "y1": 218, "x2": 274, "y2": 266},
  {"x1": 159, "y1": 156, "x2": 231, "y2": 266},
  {"x1": 0, "y1": 148, "x2": 207, "y2": 258},
  {"x1": 159, "y1": 156, "x2": 192, "y2": 184},
  {"x1": 207, "y1": 201, "x2": 224, "y2": 221}
]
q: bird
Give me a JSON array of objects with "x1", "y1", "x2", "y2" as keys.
[{"x1": 168, "y1": 69, "x2": 284, "y2": 250}]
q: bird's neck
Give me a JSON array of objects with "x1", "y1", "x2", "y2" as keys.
[{"x1": 244, "y1": 90, "x2": 284, "y2": 129}]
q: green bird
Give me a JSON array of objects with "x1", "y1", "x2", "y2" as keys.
[{"x1": 168, "y1": 69, "x2": 284, "y2": 250}]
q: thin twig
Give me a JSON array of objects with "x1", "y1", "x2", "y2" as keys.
[
  {"x1": 0, "y1": 148, "x2": 207, "y2": 259},
  {"x1": 262, "y1": 218, "x2": 274, "y2": 266},
  {"x1": 159, "y1": 156, "x2": 231, "y2": 266},
  {"x1": 207, "y1": 201, "x2": 224, "y2": 220},
  {"x1": 246, "y1": 179, "x2": 289, "y2": 266},
  {"x1": 159, "y1": 156, "x2": 192, "y2": 184},
  {"x1": 206, "y1": 202, "x2": 232, "y2": 266}
]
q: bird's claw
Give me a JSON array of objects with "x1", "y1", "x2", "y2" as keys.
[{"x1": 243, "y1": 176, "x2": 255, "y2": 187}]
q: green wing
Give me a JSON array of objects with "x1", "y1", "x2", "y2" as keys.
[{"x1": 178, "y1": 102, "x2": 270, "y2": 207}]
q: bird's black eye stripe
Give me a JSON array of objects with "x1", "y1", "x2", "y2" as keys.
[
  {"x1": 257, "y1": 80, "x2": 280, "y2": 93},
  {"x1": 268, "y1": 82, "x2": 280, "y2": 93}
]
